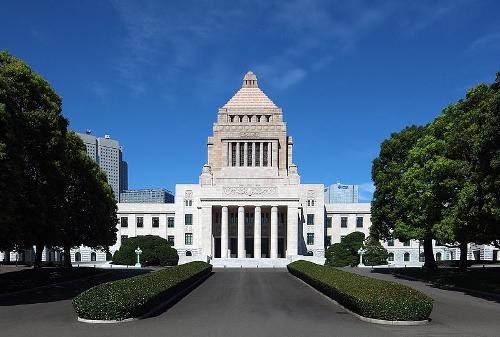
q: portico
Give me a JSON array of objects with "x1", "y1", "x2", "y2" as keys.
[{"x1": 210, "y1": 204, "x2": 298, "y2": 259}]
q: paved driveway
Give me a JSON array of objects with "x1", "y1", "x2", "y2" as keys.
[{"x1": 0, "y1": 268, "x2": 498, "y2": 337}]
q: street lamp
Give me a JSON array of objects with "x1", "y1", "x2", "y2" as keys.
[
  {"x1": 135, "y1": 247, "x2": 142, "y2": 267},
  {"x1": 357, "y1": 247, "x2": 367, "y2": 267}
]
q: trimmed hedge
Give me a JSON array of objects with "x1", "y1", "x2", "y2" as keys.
[
  {"x1": 73, "y1": 261, "x2": 211, "y2": 321},
  {"x1": 288, "y1": 260, "x2": 433, "y2": 321}
]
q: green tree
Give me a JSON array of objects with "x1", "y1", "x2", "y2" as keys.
[
  {"x1": 0, "y1": 51, "x2": 68, "y2": 268},
  {"x1": 54, "y1": 131, "x2": 117, "y2": 267},
  {"x1": 433, "y1": 73, "x2": 500, "y2": 270}
]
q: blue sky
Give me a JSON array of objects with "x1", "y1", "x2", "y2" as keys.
[{"x1": 1, "y1": 1, "x2": 499, "y2": 201}]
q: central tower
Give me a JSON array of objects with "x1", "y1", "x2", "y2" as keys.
[{"x1": 200, "y1": 71, "x2": 300, "y2": 186}]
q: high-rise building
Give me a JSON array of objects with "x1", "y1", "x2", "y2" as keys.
[
  {"x1": 120, "y1": 188, "x2": 174, "y2": 203},
  {"x1": 77, "y1": 131, "x2": 128, "y2": 201},
  {"x1": 324, "y1": 183, "x2": 359, "y2": 203}
]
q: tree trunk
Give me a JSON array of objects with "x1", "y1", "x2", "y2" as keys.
[
  {"x1": 34, "y1": 244, "x2": 44, "y2": 269},
  {"x1": 459, "y1": 242, "x2": 468, "y2": 272},
  {"x1": 63, "y1": 247, "x2": 72, "y2": 268},
  {"x1": 423, "y1": 238, "x2": 437, "y2": 269}
]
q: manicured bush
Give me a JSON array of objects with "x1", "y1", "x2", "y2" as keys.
[
  {"x1": 112, "y1": 235, "x2": 178, "y2": 266},
  {"x1": 325, "y1": 232, "x2": 365, "y2": 267},
  {"x1": 288, "y1": 260, "x2": 433, "y2": 321},
  {"x1": 363, "y1": 237, "x2": 389, "y2": 266},
  {"x1": 73, "y1": 261, "x2": 211, "y2": 321}
]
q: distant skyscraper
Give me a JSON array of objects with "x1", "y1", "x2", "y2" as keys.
[
  {"x1": 120, "y1": 188, "x2": 174, "y2": 203},
  {"x1": 77, "y1": 131, "x2": 128, "y2": 201},
  {"x1": 324, "y1": 183, "x2": 359, "y2": 203}
]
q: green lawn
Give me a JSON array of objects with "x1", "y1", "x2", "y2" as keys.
[
  {"x1": 0, "y1": 267, "x2": 105, "y2": 294},
  {"x1": 394, "y1": 268, "x2": 500, "y2": 295}
]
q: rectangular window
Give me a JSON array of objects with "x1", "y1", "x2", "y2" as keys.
[
  {"x1": 231, "y1": 143, "x2": 236, "y2": 166},
  {"x1": 307, "y1": 233, "x2": 314, "y2": 245},
  {"x1": 239, "y1": 142, "x2": 244, "y2": 166},
  {"x1": 403, "y1": 240, "x2": 411, "y2": 246},
  {"x1": 325, "y1": 236, "x2": 331, "y2": 247},
  {"x1": 185, "y1": 233, "x2": 193, "y2": 245},
  {"x1": 356, "y1": 217, "x2": 364, "y2": 228},
  {"x1": 152, "y1": 217, "x2": 159, "y2": 228},
  {"x1": 255, "y1": 143, "x2": 260, "y2": 166},
  {"x1": 167, "y1": 235, "x2": 174, "y2": 245},
  {"x1": 120, "y1": 217, "x2": 128, "y2": 228},
  {"x1": 340, "y1": 235, "x2": 346, "y2": 241},
  {"x1": 167, "y1": 217, "x2": 174, "y2": 228},
  {"x1": 387, "y1": 238, "x2": 394, "y2": 246},
  {"x1": 340, "y1": 217, "x2": 348, "y2": 228},
  {"x1": 185, "y1": 214, "x2": 193, "y2": 225},
  {"x1": 326, "y1": 217, "x2": 332, "y2": 228},
  {"x1": 121, "y1": 235, "x2": 128, "y2": 241},
  {"x1": 136, "y1": 217, "x2": 143, "y2": 228},
  {"x1": 263, "y1": 142, "x2": 268, "y2": 166},
  {"x1": 307, "y1": 214, "x2": 314, "y2": 226},
  {"x1": 247, "y1": 142, "x2": 253, "y2": 166}
]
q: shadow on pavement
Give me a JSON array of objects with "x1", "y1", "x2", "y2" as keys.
[
  {"x1": 0, "y1": 269, "x2": 150, "y2": 306},
  {"x1": 145, "y1": 271, "x2": 215, "y2": 319},
  {"x1": 365, "y1": 267, "x2": 500, "y2": 304}
]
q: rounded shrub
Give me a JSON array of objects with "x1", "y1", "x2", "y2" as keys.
[{"x1": 112, "y1": 235, "x2": 178, "y2": 266}]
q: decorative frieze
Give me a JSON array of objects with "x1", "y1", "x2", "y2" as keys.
[{"x1": 223, "y1": 186, "x2": 277, "y2": 196}]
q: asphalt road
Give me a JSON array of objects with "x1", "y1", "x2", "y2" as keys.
[{"x1": 0, "y1": 268, "x2": 499, "y2": 337}]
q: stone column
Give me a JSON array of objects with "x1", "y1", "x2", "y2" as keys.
[
  {"x1": 259, "y1": 142, "x2": 264, "y2": 167},
  {"x1": 228, "y1": 142, "x2": 233, "y2": 167},
  {"x1": 286, "y1": 205, "x2": 299, "y2": 256},
  {"x1": 238, "y1": 206, "x2": 245, "y2": 258},
  {"x1": 221, "y1": 206, "x2": 228, "y2": 258},
  {"x1": 252, "y1": 142, "x2": 256, "y2": 167},
  {"x1": 244, "y1": 142, "x2": 248, "y2": 166},
  {"x1": 267, "y1": 142, "x2": 272, "y2": 167},
  {"x1": 254, "y1": 206, "x2": 261, "y2": 258},
  {"x1": 271, "y1": 206, "x2": 278, "y2": 258},
  {"x1": 236, "y1": 142, "x2": 240, "y2": 166}
]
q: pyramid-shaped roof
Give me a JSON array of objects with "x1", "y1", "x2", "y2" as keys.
[{"x1": 222, "y1": 71, "x2": 278, "y2": 111}]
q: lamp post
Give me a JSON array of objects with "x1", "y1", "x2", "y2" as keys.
[
  {"x1": 135, "y1": 247, "x2": 142, "y2": 267},
  {"x1": 357, "y1": 247, "x2": 367, "y2": 267}
]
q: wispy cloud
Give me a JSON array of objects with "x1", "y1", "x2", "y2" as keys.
[
  {"x1": 358, "y1": 182, "x2": 375, "y2": 202},
  {"x1": 109, "y1": 0, "x2": 468, "y2": 96},
  {"x1": 89, "y1": 81, "x2": 110, "y2": 99},
  {"x1": 466, "y1": 31, "x2": 500, "y2": 54}
]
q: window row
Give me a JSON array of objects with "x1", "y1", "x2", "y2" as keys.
[
  {"x1": 121, "y1": 235, "x2": 176, "y2": 246},
  {"x1": 386, "y1": 238, "x2": 411, "y2": 247},
  {"x1": 120, "y1": 216, "x2": 175, "y2": 228},
  {"x1": 228, "y1": 114, "x2": 271, "y2": 123},
  {"x1": 325, "y1": 216, "x2": 364, "y2": 228}
]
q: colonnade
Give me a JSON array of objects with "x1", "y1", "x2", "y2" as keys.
[
  {"x1": 220, "y1": 205, "x2": 279, "y2": 258},
  {"x1": 227, "y1": 141, "x2": 277, "y2": 167}
]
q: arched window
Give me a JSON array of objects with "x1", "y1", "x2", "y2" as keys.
[
  {"x1": 404, "y1": 252, "x2": 410, "y2": 262},
  {"x1": 436, "y1": 252, "x2": 442, "y2": 261},
  {"x1": 186, "y1": 251, "x2": 192, "y2": 257},
  {"x1": 75, "y1": 252, "x2": 81, "y2": 262},
  {"x1": 91, "y1": 252, "x2": 97, "y2": 261},
  {"x1": 388, "y1": 253, "x2": 394, "y2": 261},
  {"x1": 106, "y1": 252, "x2": 112, "y2": 261}
]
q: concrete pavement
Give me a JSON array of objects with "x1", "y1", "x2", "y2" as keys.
[{"x1": 0, "y1": 268, "x2": 499, "y2": 336}]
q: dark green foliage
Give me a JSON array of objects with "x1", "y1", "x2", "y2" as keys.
[
  {"x1": 73, "y1": 261, "x2": 212, "y2": 320},
  {"x1": 288, "y1": 261, "x2": 433, "y2": 321},
  {"x1": 325, "y1": 243, "x2": 354, "y2": 267},
  {"x1": 325, "y1": 232, "x2": 365, "y2": 267},
  {"x1": 112, "y1": 235, "x2": 179, "y2": 266},
  {"x1": 363, "y1": 237, "x2": 389, "y2": 266}
]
